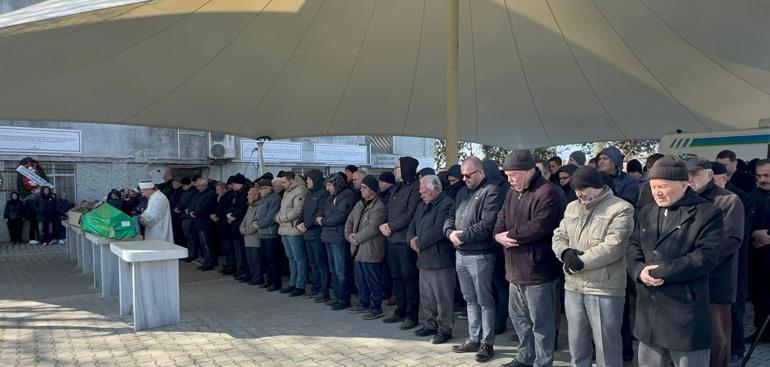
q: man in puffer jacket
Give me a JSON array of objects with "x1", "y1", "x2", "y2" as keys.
[
  {"x1": 34, "y1": 187, "x2": 58, "y2": 246},
  {"x1": 552, "y1": 166, "x2": 635, "y2": 367},
  {"x1": 345, "y1": 175, "x2": 388, "y2": 320},
  {"x1": 297, "y1": 169, "x2": 330, "y2": 302},
  {"x1": 276, "y1": 172, "x2": 309, "y2": 297},
  {"x1": 319, "y1": 173, "x2": 358, "y2": 310},
  {"x1": 379, "y1": 156, "x2": 422, "y2": 330}
]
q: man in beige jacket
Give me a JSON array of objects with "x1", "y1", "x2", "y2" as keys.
[
  {"x1": 276, "y1": 172, "x2": 309, "y2": 297},
  {"x1": 552, "y1": 166, "x2": 635, "y2": 367}
]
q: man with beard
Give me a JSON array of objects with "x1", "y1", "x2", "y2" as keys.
[
  {"x1": 446, "y1": 156, "x2": 505, "y2": 363},
  {"x1": 747, "y1": 159, "x2": 770, "y2": 343},
  {"x1": 138, "y1": 181, "x2": 174, "y2": 242}
]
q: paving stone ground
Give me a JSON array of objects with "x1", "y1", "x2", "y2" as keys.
[{"x1": 1, "y1": 242, "x2": 768, "y2": 366}]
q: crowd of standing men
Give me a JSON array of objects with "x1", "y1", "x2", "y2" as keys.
[{"x1": 110, "y1": 146, "x2": 770, "y2": 367}]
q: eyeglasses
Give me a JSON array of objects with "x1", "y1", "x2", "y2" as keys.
[{"x1": 462, "y1": 170, "x2": 479, "y2": 179}]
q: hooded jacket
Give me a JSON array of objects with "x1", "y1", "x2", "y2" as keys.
[
  {"x1": 599, "y1": 147, "x2": 640, "y2": 205},
  {"x1": 385, "y1": 157, "x2": 422, "y2": 243},
  {"x1": 345, "y1": 197, "x2": 387, "y2": 263},
  {"x1": 626, "y1": 189, "x2": 723, "y2": 351},
  {"x1": 493, "y1": 170, "x2": 563, "y2": 284},
  {"x1": 34, "y1": 189, "x2": 58, "y2": 222},
  {"x1": 552, "y1": 186, "x2": 635, "y2": 296},
  {"x1": 407, "y1": 192, "x2": 456, "y2": 270},
  {"x1": 321, "y1": 173, "x2": 357, "y2": 244},
  {"x1": 698, "y1": 181, "x2": 744, "y2": 304},
  {"x1": 4, "y1": 193, "x2": 23, "y2": 220},
  {"x1": 298, "y1": 170, "x2": 329, "y2": 240},
  {"x1": 278, "y1": 176, "x2": 308, "y2": 236}
]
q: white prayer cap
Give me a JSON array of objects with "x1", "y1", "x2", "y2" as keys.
[{"x1": 138, "y1": 181, "x2": 156, "y2": 190}]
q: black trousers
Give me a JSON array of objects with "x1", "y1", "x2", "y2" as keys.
[
  {"x1": 7, "y1": 218, "x2": 23, "y2": 242},
  {"x1": 190, "y1": 220, "x2": 215, "y2": 266},
  {"x1": 387, "y1": 240, "x2": 419, "y2": 322},
  {"x1": 749, "y1": 245, "x2": 770, "y2": 337},
  {"x1": 230, "y1": 226, "x2": 248, "y2": 275},
  {"x1": 262, "y1": 237, "x2": 283, "y2": 288}
]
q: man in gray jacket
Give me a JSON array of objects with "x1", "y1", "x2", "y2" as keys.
[
  {"x1": 408, "y1": 175, "x2": 456, "y2": 345},
  {"x1": 254, "y1": 180, "x2": 282, "y2": 292},
  {"x1": 552, "y1": 166, "x2": 635, "y2": 367}
]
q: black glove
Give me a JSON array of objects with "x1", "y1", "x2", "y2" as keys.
[{"x1": 561, "y1": 249, "x2": 585, "y2": 273}]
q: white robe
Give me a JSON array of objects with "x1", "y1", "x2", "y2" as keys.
[{"x1": 140, "y1": 190, "x2": 174, "y2": 242}]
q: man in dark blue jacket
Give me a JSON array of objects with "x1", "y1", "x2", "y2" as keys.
[
  {"x1": 297, "y1": 169, "x2": 330, "y2": 302},
  {"x1": 318, "y1": 173, "x2": 357, "y2": 310},
  {"x1": 598, "y1": 147, "x2": 639, "y2": 205}
]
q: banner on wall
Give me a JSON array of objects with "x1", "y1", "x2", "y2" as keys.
[{"x1": 0, "y1": 126, "x2": 82, "y2": 154}]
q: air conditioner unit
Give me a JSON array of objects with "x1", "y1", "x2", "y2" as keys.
[{"x1": 208, "y1": 133, "x2": 236, "y2": 159}]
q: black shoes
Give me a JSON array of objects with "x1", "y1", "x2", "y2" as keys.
[
  {"x1": 199, "y1": 264, "x2": 215, "y2": 271},
  {"x1": 431, "y1": 333, "x2": 452, "y2": 345},
  {"x1": 475, "y1": 343, "x2": 494, "y2": 363},
  {"x1": 331, "y1": 302, "x2": 350, "y2": 311},
  {"x1": 500, "y1": 360, "x2": 532, "y2": 367},
  {"x1": 267, "y1": 285, "x2": 281, "y2": 292},
  {"x1": 382, "y1": 315, "x2": 404, "y2": 324},
  {"x1": 452, "y1": 339, "x2": 480, "y2": 353},
  {"x1": 413, "y1": 327, "x2": 437, "y2": 337},
  {"x1": 362, "y1": 309, "x2": 384, "y2": 320},
  {"x1": 399, "y1": 319, "x2": 417, "y2": 330},
  {"x1": 279, "y1": 286, "x2": 295, "y2": 294},
  {"x1": 288, "y1": 289, "x2": 305, "y2": 297}
]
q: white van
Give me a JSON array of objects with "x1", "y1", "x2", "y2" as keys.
[{"x1": 658, "y1": 128, "x2": 770, "y2": 160}]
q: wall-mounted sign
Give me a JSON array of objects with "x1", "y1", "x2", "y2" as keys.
[
  {"x1": 371, "y1": 153, "x2": 398, "y2": 169},
  {"x1": 0, "y1": 126, "x2": 82, "y2": 154},
  {"x1": 240, "y1": 140, "x2": 303, "y2": 162},
  {"x1": 314, "y1": 144, "x2": 368, "y2": 164}
]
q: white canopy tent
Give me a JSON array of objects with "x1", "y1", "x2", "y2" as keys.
[{"x1": 1, "y1": 0, "x2": 770, "y2": 149}]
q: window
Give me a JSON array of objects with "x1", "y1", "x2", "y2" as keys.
[{"x1": 1, "y1": 161, "x2": 76, "y2": 201}]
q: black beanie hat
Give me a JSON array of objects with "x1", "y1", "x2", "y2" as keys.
[
  {"x1": 181, "y1": 177, "x2": 192, "y2": 185},
  {"x1": 649, "y1": 155, "x2": 689, "y2": 181},
  {"x1": 559, "y1": 164, "x2": 578, "y2": 176},
  {"x1": 711, "y1": 161, "x2": 727, "y2": 175},
  {"x1": 503, "y1": 149, "x2": 535, "y2": 171},
  {"x1": 569, "y1": 151, "x2": 587, "y2": 166},
  {"x1": 232, "y1": 173, "x2": 248, "y2": 185},
  {"x1": 418, "y1": 167, "x2": 436, "y2": 177},
  {"x1": 378, "y1": 171, "x2": 396, "y2": 184},
  {"x1": 361, "y1": 175, "x2": 380, "y2": 193},
  {"x1": 570, "y1": 166, "x2": 605, "y2": 190}
]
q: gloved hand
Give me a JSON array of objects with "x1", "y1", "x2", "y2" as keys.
[{"x1": 561, "y1": 249, "x2": 585, "y2": 273}]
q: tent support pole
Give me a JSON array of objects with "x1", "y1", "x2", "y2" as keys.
[{"x1": 445, "y1": 0, "x2": 460, "y2": 168}]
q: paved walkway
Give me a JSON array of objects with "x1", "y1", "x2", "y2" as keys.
[{"x1": 1, "y1": 242, "x2": 768, "y2": 366}]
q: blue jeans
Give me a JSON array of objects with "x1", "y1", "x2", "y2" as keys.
[
  {"x1": 509, "y1": 281, "x2": 556, "y2": 367},
  {"x1": 326, "y1": 241, "x2": 350, "y2": 306},
  {"x1": 456, "y1": 252, "x2": 496, "y2": 345},
  {"x1": 565, "y1": 290, "x2": 624, "y2": 367},
  {"x1": 282, "y1": 235, "x2": 308, "y2": 289},
  {"x1": 355, "y1": 261, "x2": 383, "y2": 311},
  {"x1": 306, "y1": 238, "x2": 329, "y2": 295}
]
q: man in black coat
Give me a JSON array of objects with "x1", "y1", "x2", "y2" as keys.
[
  {"x1": 747, "y1": 159, "x2": 770, "y2": 343},
  {"x1": 716, "y1": 150, "x2": 757, "y2": 194},
  {"x1": 627, "y1": 155, "x2": 723, "y2": 366},
  {"x1": 407, "y1": 175, "x2": 456, "y2": 344},
  {"x1": 379, "y1": 156, "x2": 422, "y2": 330},
  {"x1": 215, "y1": 179, "x2": 236, "y2": 275},
  {"x1": 187, "y1": 177, "x2": 218, "y2": 270},
  {"x1": 686, "y1": 157, "x2": 744, "y2": 366},
  {"x1": 227, "y1": 173, "x2": 250, "y2": 281}
]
